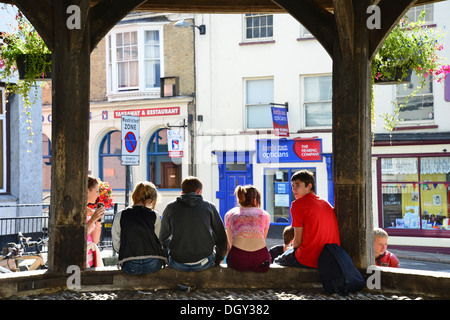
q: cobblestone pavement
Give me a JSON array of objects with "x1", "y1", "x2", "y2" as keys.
[{"x1": 5, "y1": 289, "x2": 424, "y2": 300}]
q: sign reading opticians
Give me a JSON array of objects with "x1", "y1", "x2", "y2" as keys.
[
  {"x1": 271, "y1": 107, "x2": 289, "y2": 137},
  {"x1": 114, "y1": 107, "x2": 180, "y2": 118},
  {"x1": 256, "y1": 138, "x2": 322, "y2": 163},
  {"x1": 121, "y1": 115, "x2": 140, "y2": 166}
]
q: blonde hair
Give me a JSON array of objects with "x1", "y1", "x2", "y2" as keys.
[
  {"x1": 374, "y1": 227, "x2": 389, "y2": 239},
  {"x1": 132, "y1": 181, "x2": 159, "y2": 209},
  {"x1": 235, "y1": 185, "x2": 261, "y2": 207}
]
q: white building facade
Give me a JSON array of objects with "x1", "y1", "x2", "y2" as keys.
[{"x1": 194, "y1": 3, "x2": 450, "y2": 252}]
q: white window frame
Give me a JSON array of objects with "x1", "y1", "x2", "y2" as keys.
[
  {"x1": 243, "y1": 14, "x2": 274, "y2": 42},
  {"x1": 302, "y1": 74, "x2": 333, "y2": 129},
  {"x1": 106, "y1": 23, "x2": 165, "y2": 101},
  {"x1": 406, "y1": 4, "x2": 434, "y2": 25},
  {"x1": 0, "y1": 87, "x2": 6, "y2": 193},
  {"x1": 396, "y1": 73, "x2": 434, "y2": 125},
  {"x1": 244, "y1": 77, "x2": 274, "y2": 130},
  {"x1": 299, "y1": 24, "x2": 313, "y2": 39}
]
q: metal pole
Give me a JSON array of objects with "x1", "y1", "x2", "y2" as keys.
[{"x1": 125, "y1": 165, "x2": 130, "y2": 207}]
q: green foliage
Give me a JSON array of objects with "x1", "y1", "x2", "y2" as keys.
[
  {"x1": 0, "y1": 10, "x2": 51, "y2": 147},
  {"x1": 371, "y1": 12, "x2": 448, "y2": 132}
]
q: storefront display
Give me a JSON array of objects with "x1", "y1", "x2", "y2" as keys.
[
  {"x1": 264, "y1": 168, "x2": 316, "y2": 223},
  {"x1": 380, "y1": 156, "x2": 450, "y2": 231}
]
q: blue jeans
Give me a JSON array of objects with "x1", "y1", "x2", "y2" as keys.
[
  {"x1": 121, "y1": 258, "x2": 162, "y2": 275},
  {"x1": 168, "y1": 253, "x2": 215, "y2": 272},
  {"x1": 273, "y1": 248, "x2": 314, "y2": 269}
]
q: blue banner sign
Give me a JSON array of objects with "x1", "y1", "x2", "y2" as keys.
[{"x1": 256, "y1": 139, "x2": 322, "y2": 163}]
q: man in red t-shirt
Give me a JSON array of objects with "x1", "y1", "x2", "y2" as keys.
[{"x1": 274, "y1": 170, "x2": 340, "y2": 268}]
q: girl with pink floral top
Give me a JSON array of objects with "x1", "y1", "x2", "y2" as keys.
[{"x1": 224, "y1": 185, "x2": 271, "y2": 272}]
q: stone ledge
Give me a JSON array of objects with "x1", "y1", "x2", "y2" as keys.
[
  {"x1": 1, "y1": 265, "x2": 450, "y2": 299},
  {"x1": 0, "y1": 265, "x2": 322, "y2": 298}
]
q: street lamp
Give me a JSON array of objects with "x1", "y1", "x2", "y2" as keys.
[{"x1": 175, "y1": 19, "x2": 206, "y2": 35}]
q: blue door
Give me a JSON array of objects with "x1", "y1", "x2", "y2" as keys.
[
  {"x1": 213, "y1": 151, "x2": 254, "y2": 220},
  {"x1": 225, "y1": 172, "x2": 247, "y2": 215}
]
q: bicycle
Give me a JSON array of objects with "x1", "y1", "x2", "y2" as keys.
[{"x1": 0, "y1": 232, "x2": 48, "y2": 273}]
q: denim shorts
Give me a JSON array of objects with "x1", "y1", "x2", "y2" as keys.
[
  {"x1": 168, "y1": 253, "x2": 215, "y2": 272},
  {"x1": 121, "y1": 258, "x2": 163, "y2": 275}
]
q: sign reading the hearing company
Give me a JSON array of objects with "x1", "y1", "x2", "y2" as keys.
[
  {"x1": 256, "y1": 138, "x2": 322, "y2": 163},
  {"x1": 114, "y1": 107, "x2": 180, "y2": 118}
]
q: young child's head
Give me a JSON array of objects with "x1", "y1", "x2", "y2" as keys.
[
  {"x1": 374, "y1": 228, "x2": 389, "y2": 257},
  {"x1": 283, "y1": 226, "x2": 294, "y2": 246}
]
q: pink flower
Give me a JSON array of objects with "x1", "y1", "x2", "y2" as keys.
[{"x1": 0, "y1": 59, "x2": 4, "y2": 70}]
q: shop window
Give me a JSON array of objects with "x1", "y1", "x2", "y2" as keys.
[
  {"x1": 264, "y1": 168, "x2": 316, "y2": 223},
  {"x1": 0, "y1": 87, "x2": 6, "y2": 193},
  {"x1": 380, "y1": 157, "x2": 450, "y2": 231},
  {"x1": 244, "y1": 14, "x2": 273, "y2": 41},
  {"x1": 147, "y1": 128, "x2": 181, "y2": 189},
  {"x1": 42, "y1": 134, "x2": 51, "y2": 192},
  {"x1": 245, "y1": 78, "x2": 274, "y2": 129},
  {"x1": 303, "y1": 75, "x2": 332, "y2": 128},
  {"x1": 99, "y1": 131, "x2": 126, "y2": 190}
]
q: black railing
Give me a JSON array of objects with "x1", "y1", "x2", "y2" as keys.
[{"x1": 0, "y1": 202, "x2": 126, "y2": 253}]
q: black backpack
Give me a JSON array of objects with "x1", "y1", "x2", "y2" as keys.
[{"x1": 317, "y1": 243, "x2": 366, "y2": 295}]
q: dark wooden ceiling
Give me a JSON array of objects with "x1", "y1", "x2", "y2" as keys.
[
  {"x1": 1, "y1": 0, "x2": 446, "y2": 13},
  {"x1": 128, "y1": 0, "x2": 445, "y2": 13}
]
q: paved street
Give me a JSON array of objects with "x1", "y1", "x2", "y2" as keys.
[{"x1": 399, "y1": 259, "x2": 450, "y2": 273}]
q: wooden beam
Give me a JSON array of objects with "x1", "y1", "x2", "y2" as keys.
[
  {"x1": 12, "y1": 0, "x2": 54, "y2": 51},
  {"x1": 89, "y1": 0, "x2": 147, "y2": 51},
  {"x1": 333, "y1": 0, "x2": 354, "y2": 58},
  {"x1": 368, "y1": 0, "x2": 417, "y2": 59},
  {"x1": 271, "y1": 0, "x2": 335, "y2": 57}
]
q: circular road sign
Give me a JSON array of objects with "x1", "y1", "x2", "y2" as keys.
[{"x1": 124, "y1": 131, "x2": 137, "y2": 153}]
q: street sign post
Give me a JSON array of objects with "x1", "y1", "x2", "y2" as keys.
[{"x1": 121, "y1": 115, "x2": 140, "y2": 166}]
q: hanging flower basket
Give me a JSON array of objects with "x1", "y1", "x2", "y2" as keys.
[
  {"x1": 374, "y1": 67, "x2": 412, "y2": 85},
  {"x1": 16, "y1": 53, "x2": 52, "y2": 81}
]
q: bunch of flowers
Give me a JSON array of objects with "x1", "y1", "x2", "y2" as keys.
[
  {"x1": 373, "y1": 13, "x2": 449, "y2": 84},
  {"x1": 372, "y1": 11, "x2": 449, "y2": 131},
  {"x1": 88, "y1": 180, "x2": 114, "y2": 210}
]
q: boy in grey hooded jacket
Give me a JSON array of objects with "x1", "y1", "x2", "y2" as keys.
[{"x1": 159, "y1": 176, "x2": 227, "y2": 271}]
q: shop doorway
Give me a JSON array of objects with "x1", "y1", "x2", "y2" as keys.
[
  {"x1": 213, "y1": 151, "x2": 254, "y2": 220},
  {"x1": 225, "y1": 170, "x2": 248, "y2": 214}
]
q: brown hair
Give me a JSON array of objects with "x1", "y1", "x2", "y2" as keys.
[
  {"x1": 235, "y1": 185, "x2": 261, "y2": 207},
  {"x1": 283, "y1": 226, "x2": 294, "y2": 245},
  {"x1": 291, "y1": 170, "x2": 316, "y2": 193},
  {"x1": 131, "y1": 181, "x2": 159, "y2": 209},
  {"x1": 181, "y1": 176, "x2": 203, "y2": 194},
  {"x1": 87, "y1": 175, "x2": 99, "y2": 191}
]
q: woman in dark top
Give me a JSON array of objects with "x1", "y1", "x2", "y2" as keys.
[{"x1": 112, "y1": 181, "x2": 166, "y2": 275}]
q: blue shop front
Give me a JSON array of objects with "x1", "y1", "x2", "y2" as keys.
[{"x1": 214, "y1": 137, "x2": 333, "y2": 226}]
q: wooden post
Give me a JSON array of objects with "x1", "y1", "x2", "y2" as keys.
[
  {"x1": 47, "y1": 0, "x2": 91, "y2": 272},
  {"x1": 331, "y1": 0, "x2": 373, "y2": 270}
]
